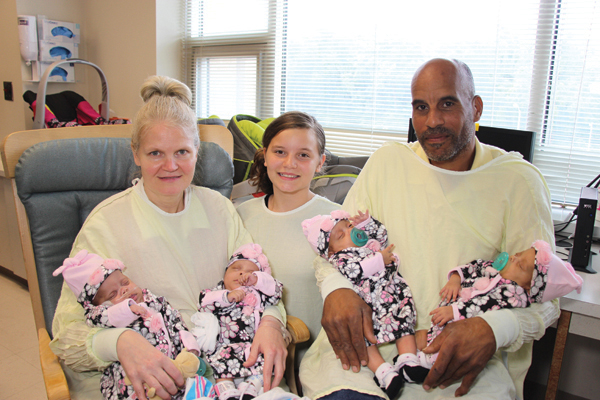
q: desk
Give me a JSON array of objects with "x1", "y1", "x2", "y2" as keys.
[{"x1": 546, "y1": 244, "x2": 600, "y2": 399}]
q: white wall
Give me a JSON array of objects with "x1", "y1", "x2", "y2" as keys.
[
  {"x1": 82, "y1": 0, "x2": 157, "y2": 122},
  {"x1": 156, "y1": 0, "x2": 183, "y2": 79}
]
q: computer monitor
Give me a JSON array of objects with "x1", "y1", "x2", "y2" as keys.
[{"x1": 407, "y1": 119, "x2": 536, "y2": 162}]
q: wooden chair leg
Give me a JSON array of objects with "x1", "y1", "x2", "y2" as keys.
[{"x1": 545, "y1": 310, "x2": 571, "y2": 400}]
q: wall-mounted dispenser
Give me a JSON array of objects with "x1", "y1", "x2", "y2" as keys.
[{"x1": 17, "y1": 15, "x2": 38, "y2": 65}]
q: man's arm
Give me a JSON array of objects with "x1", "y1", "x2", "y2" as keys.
[
  {"x1": 425, "y1": 159, "x2": 557, "y2": 395},
  {"x1": 480, "y1": 299, "x2": 560, "y2": 352}
]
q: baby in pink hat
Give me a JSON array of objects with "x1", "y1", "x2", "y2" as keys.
[
  {"x1": 53, "y1": 249, "x2": 200, "y2": 400},
  {"x1": 198, "y1": 243, "x2": 283, "y2": 400},
  {"x1": 302, "y1": 210, "x2": 428, "y2": 399},
  {"x1": 423, "y1": 240, "x2": 583, "y2": 367}
]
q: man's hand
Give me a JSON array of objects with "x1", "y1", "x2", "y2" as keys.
[
  {"x1": 422, "y1": 317, "x2": 496, "y2": 397},
  {"x1": 321, "y1": 288, "x2": 376, "y2": 372},
  {"x1": 117, "y1": 330, "x2": 184, "y2": 400},
  {"x1": 244, "y1": 316, "x2": 287, "y2": 392}
]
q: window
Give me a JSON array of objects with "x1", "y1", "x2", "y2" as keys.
[{"x1": 184, "y1": 0, "x2": 600, "y2": 205}]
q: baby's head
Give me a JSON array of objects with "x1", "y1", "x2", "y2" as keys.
[
  {"x1": 53, "y1": 249, "x2": 142, "y2": 306},
  {"x1": 224, "y1": 244, "x2": 270, "y2": 290},
  {"x1": 497, "y1": 240, "x2": 583, "y2": 303},
  {"x1": 302, "y1": 210, "x2": 368, "y2": 258}
]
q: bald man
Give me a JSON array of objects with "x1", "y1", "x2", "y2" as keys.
[{"x1": 301, "y1": 59, "x2": 557, "y2": 399}]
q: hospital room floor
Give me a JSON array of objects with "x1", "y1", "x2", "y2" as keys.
[{"x1": 0, "y1": 271, "x2": 47, "y2": 399}]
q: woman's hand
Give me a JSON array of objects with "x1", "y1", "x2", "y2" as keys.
[
  {"x1": 117, "y1": 330, "x2": 184, "y2": 400},
  {"x1": 321, "y1": 288, "x2": 376, "y2": 372},
  {"x1": 244, "y1": 316, "x2": 287, "y2": 392}
]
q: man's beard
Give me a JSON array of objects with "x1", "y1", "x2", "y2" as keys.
[{"x1": 418, "y1": 125, "x2": 473, "y2": 162}]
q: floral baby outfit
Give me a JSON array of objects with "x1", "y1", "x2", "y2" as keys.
[
  {"x1": 87, "y1": 289, "x2": 198, "y2": 400},
  {"x1": 198, "y1": 244, "x2": 283, "y2": 380},
  {"x1": 329, "y1": 216, "x2": 416, "y2": 344},
  {"x1": 53, "y1": 249, "x2": 199, "y2": 400},
  {"x1": 427, "y1": 259, "x2": 531, "y2": 345},
  {"x1": 302, "y1": 210, "x2": 416, "y2": 346}
]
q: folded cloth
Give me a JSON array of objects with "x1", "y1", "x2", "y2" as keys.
[{"x1": 190, "y1": 311, "x2": 219, "y2": 353}]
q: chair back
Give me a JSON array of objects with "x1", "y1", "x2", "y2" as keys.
[{"x1": 5, "y1": 129, "x2": 233, "y2": 336}]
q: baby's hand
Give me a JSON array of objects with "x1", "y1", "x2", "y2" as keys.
[
  {"x1": 379, "y1": 244, "x2": 396, "y2": 265},
  {"x1": 227, "y1": 289, "x2": 246, "y2": 303},
  {"x1": 439, "y1": 272, "x2": 461, "y2": 302},
  {"x1": 239, "y1": 272, "x2": 258, "y2": 287},
  {"x1": 187, "y1": 348, "x2": 200, "y2": 357},
  {"x1": 129, "y1": 304, "x2": 149, "y2": 318},
  {"x1": 349, "y1": 209, "x2": 370, "y2": 226},
  {"x1": 430, "y1": 306, "x2": 453, "y2": 326}
]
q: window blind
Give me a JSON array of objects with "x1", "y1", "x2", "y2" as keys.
[{"x1": 184, "y1": 0, "x2": 600, "y2": 205}]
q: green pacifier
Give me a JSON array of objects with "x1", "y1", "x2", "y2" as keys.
[
  {"x1": 492, "y1": 252, "x2": 509, "y2": 271},
  {"x1": 196, "y1": 357, "x2": 207, "y2": 376},
  {"x1": 351, "y1": 228, "x2": 369, "y2": 247}
]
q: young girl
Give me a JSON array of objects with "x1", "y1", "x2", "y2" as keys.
[
  {"x1": 53, "y1": 249, "x2": 200, "y2": 400},
  {"x1": 198, "y1": 243, "x2": 284, "y2": 400},
  {"x1": 236, "y1": 111, "x2": 339, "y2": 360},
  {"x1": 423, "y1": 240, "x2": 583, "y2": 366},
  {"x1": 303, "y1": 209, "x2": 429, "y2": 399}
]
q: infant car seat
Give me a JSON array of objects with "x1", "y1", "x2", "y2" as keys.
[{"x1": 227, "y1": 114, "x2": 275, "y2": 184}]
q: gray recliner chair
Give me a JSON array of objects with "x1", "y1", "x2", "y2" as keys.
[{"x1": 14, "y1": 137, "x2": 233, "y2": 337}]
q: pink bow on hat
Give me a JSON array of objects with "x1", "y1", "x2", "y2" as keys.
[
  {"x1": 53, "y1": 249, "x2": 125, "y2": 303},
  {"x1": 302, "y1": 211, "x2": 351, "y2": 258},
  {"x1": 529, "y1": 240, "x2": 583, "y2": 303},
  {"x1": 228, "y1": 243, "x2": 271, "y2": 275}
]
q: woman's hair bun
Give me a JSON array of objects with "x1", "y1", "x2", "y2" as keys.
[{"x1": 140, "y1": 76, "x2": 192, "y2": 107}]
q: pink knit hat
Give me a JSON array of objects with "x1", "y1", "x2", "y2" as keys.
[
  {"x1": 302, "y1": 210, "x2": 351, "y2": 258},
  {"x1": 53, "y1": 249, "x2": 125, "y2": 304},
  {"x1": 227, "y1": 243, "x2": 271, "y2": 275},
  {"x1": 529, "y1": 240, "x2": 583, "y2": 303}
]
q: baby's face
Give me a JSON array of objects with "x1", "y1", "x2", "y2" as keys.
[
  {"x1": 224, "y1": 259, "x2": 259, "y2": 290},
  {"x1": 328, "y1": 219, "x2": 356, "y2": 256},
  {"x1": 92, "y1": 270, "x2": 143, "y2": 306},
  {"x1": 500, "y1": 247, "x2": 537, "y2": 289}
]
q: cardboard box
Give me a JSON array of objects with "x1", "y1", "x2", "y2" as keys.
[
  {"x1": 39, "y1": 40, "x2": 79, "y2": 62},
  {"x1": 40, "y1": 19, "x2": 80, "y2": 43},
  {"x1": 40, "y1": 61, "x2": 75, "y2": 83}
]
